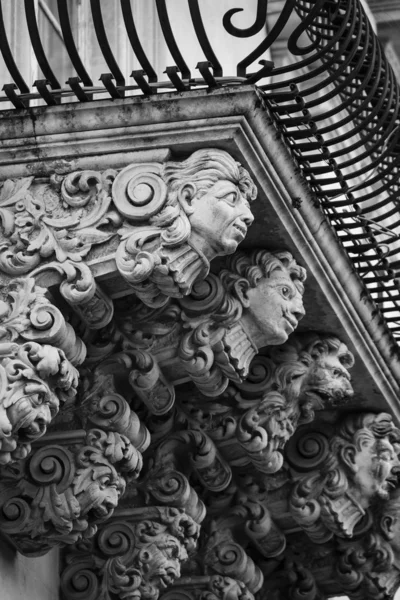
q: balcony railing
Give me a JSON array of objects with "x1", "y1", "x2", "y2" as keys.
[{"x1": 1, "y1": 0, "x2": 400, "y2": 343}]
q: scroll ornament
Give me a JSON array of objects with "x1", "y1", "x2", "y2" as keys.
[
  {"x1": 0, "y1": 428, "x2": 142, "y2": 555},
  {"x1": 288, "y1": 413, "x2": 400, "y2": 542},
  {"x1": 0, "y1": 169, "x2": 119, "y2": 276},
  {"x1": 114, "y1": 149, "x2": 257, "y2": 308},
  {"x1": 61, "y1": 506, "x2": 201, "y2": 600},
  {"x1": 175, "y1": 332, "x2": 354, "y2": 476},
  {"x1": 0, "y1": 278, "x2": 84, "y2": 464}
]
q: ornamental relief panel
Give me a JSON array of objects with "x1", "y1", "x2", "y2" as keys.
[{"x1": 0, "y1": 147, "x2": 397, "y2": 600}]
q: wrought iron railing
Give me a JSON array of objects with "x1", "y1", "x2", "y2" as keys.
[{"x1": 1, "y1": 0, "x2": 400, "y2": 344}]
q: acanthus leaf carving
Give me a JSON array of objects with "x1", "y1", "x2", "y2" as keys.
[
  {"x1": 0, "y1": 278, "x2": 83, "y2": 463},
  {"x1": 0, "y1": 427, "x2": 143, "y2": 554},
  {"x1": 0, "y1": 169, "x2": 119, "y2": 275},
  {"x1": 61, "y1": 507, "x2": 201, "y2": 600}
]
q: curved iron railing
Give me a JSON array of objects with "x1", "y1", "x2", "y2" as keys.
[{"x1": 1, "y1": 0, "x2": 400, "y2": 344}]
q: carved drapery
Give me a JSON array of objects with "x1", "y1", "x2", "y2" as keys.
[{"x1": 1, "y1": 147, "x2": 399, "y2": 600}]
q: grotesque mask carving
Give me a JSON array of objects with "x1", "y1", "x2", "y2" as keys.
[
  {"x1": 0, "y1": 278, "x2": 83, "y2": 463},
  {"x1": 0, "y1": 428, "x2": 142, "y2": 554},
  {"x1": 61, "y1": 507, "x2": 200, "y2": 600},
  {"x1": 289, "y1": 412, "x2": 400, "y2": 540}
]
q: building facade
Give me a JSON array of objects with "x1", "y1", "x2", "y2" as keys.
[{"x1": 1, "y1": 2, "x2": 400, "y2": 599}]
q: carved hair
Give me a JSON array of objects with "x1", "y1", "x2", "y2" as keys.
[
  {"x1": 220, "y1": 249, "x2": 306, "y2": 304},
  {"x1": 332, "y1": 412, "x2": 400, "y2": 456},
  {"x1": 162, "y1": 148, "x2": 257, "y2": 207},
  {"x1": 269, "y1": 332, "x2": 354, "y2": 372}
]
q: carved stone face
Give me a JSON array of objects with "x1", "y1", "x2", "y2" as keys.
[
  {"x1": 302, "y1": 353, "x2": 353, "y2": 409},
  {"x1": 188, "y1": 180, "x2": 254, "y2": 260},
  {"x1": 243, "y1": 267, "x2": 305, "y2": 347},
  {"x1": 349, "y1": 436, "x2": 400, "y2": 503},
  {"x1": 209, "y1": 575, "x2": 253, "y2": 600},
  {"x1": 7, "y1": 379, "x2": 59, "y2": 442},
  {"x1": 141, "y1": 534, "x2": 188, "y2": 589},
  {"x1": 76, "y1": 464, "x2": 124, "y2": 519}
]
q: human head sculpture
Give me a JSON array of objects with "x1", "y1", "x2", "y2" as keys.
[
  {"x1": 162, "y1": 149, "x2": 257, "y2": 261},
  {"x1": 0, "y1": 342, "x2": 78, "y2": 465},
  {"x1": 331, "y1": 412, "x2": 400, "y2": 508},
  {"x1": 134, "y1": 508, "x2": 200, "y2": 594},
  {"x1": 74, "y1": 428, "x2": 142, "y2": 523},
  {"x1": 220, "y1": 249, "x2": 307, "y2": 348}
]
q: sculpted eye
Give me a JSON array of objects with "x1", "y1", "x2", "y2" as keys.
[
  {"x1": 224, "y1": 191, "x2": 238, "y2": 205},
  {"x1": 281, "y1": 286, "x2": 291, "y2": 298},
  {"x1": 99, "y1": 476, "x2": 112, "y2": 488}
]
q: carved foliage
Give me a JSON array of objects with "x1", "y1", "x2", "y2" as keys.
[
  {"x1": 0, "y1": 170, "x2": 118, "y2": 275},
  {"x1": 0, "y1": 428, "x2": 142, "y2": 554},
  {"x1": 61, "y1": 507, "x2": 201, "y2": 600},
  {"x1": 0, "y1": 278, "x2": 83, "y2": 464}
]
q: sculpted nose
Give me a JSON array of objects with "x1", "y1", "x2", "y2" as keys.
[
  {"x1": 292, "y1": 295, "x2": 305, "y2": 322},
  {"x1": 241, "y1": 200, "x2": 254, "y2": 227}
]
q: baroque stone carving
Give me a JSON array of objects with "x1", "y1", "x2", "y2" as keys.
[
  {"x1": 179, "y1": 249, "x2": 307, "y2": 397},
  {"x1": 160, "y1": 575, "x2": 255, "y2": 600},
  {"x1": 175, "y1": 332, "x2": 354, "y2": 475},
  {"x1": 335, "y1": 487, "x2": 400, "y2": 599},
  {"x1": 115, "y1": 149, "x2": 257, "y2": 307},
  {"x1": 289, "y1": 412, "x2": 400, "y2": 541},
  {"x1": 0, "y1": 170, "x2": 118, "y2": 275},
  {"x1": 61, "y1": 506, "x2": 201, "y2": 600},
  {"x1": 0, "y1": 278, "x2": 83, "y2": 464},
  {"x1": 0, "y1": 428, "x2": 142, "y2": 555}
]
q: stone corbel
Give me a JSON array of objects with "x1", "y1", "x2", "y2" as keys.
[
  {"x1": 0, "y1": 277, "x2": 85, "y2": 464},
  {"x1": 172, "y1": 332, "x2": 354, "y2": 477},
  {"x1": 0, "y1": 427, "x2": 142, "y2": 555},
  {"x1": 61, "y1": 506, "x2": 201, "y2": 600},
  {"x1": 287, "y1": 412, "x2": 400, "y2": 541},
  {"x1": 178, "y1": 250, "x2": 307, "y2": 397},
  {"x1": 113, "y1": 149, "x2": 257, "y2": 308}
]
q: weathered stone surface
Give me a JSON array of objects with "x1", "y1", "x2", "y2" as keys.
[{"x1": 1, "y1": 130, "x2": 400, "y2": 600}]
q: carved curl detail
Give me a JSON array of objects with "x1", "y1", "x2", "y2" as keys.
[
  {"x1": 115, "y1": 149, "x2": 257, "y2": 307},
  {"x1": 0, "y1": 278, "x2": 84, "y2": 464},
  {"x1": 61, "y1": 507, "x2": 201, "y2": 600},
  {"x1": 0, "y1": 428, "x2": 142, "y2": 554}
]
